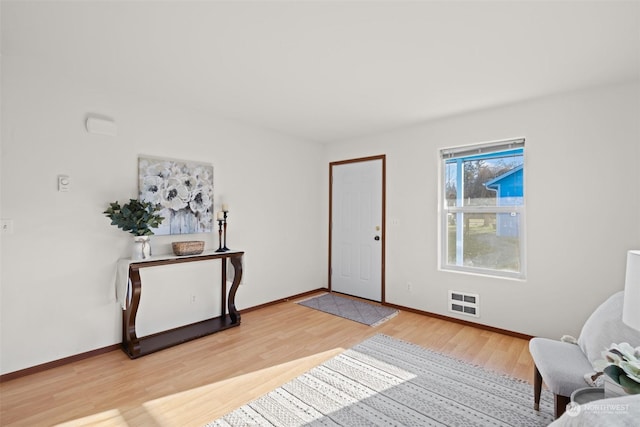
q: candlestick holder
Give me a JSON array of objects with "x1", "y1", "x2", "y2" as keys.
[
  {"x1": 215, "y1": 219, "x2": 226, "y2": 252},
  {"x1": 222, "y1": 211, "x2": 229, "y2": 251}
]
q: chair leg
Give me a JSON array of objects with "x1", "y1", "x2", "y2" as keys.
[
  {"x1": 533, "y1": 364, "x2": 542, "y2": 411},
  {"x1": 554, "y1": 394, "x2": 570, "y2": 418}
]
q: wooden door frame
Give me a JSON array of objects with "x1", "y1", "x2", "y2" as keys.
[{"x1": 328, "y1": 154, "x2": 386, "y2": 303}]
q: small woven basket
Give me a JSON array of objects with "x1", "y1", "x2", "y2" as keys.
[{"x1": 172, "y1": 241, "x2": 205, "y2": 256}]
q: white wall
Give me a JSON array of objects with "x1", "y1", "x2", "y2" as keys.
[
  {"x1": 324, "y1": 81, "x2": 640, "y2": 340},
  {"x1": 0, "y1": 55, "x2": 324, "y2": 375},
  {"x1": 2, "y1": 51, "x2": 638, "y2": 376}
]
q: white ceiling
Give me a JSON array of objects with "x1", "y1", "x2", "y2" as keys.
[{"x1": 2, "y1": 1, "x2": 639, "y2": 143}]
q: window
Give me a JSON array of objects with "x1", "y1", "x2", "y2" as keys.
[{"x1": 441, "y1": 139, "x2": 525, "y2": 278}]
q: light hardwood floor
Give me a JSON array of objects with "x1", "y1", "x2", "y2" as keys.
[{"x1": 0, "y1": 294, "x2": 536, "y2": 426}]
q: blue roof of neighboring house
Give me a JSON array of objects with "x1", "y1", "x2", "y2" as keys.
[{"x1": 484, "y1": 165, "x2": 523, "y2": 190}]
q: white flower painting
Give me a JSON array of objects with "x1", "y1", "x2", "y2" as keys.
[{"x1": 138, "y1": 156, "x2": 214, "y2": 235}]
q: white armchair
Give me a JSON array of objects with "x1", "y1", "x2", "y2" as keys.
[{"x1": 529, "y1": 291, "x2": 640, "y2": 418}]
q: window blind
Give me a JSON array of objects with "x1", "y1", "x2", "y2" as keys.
[{"x1": 441, "y1": 138, "x2": 525, "y2": 160}]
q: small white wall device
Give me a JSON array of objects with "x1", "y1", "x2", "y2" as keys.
[
  {"x1": 86, "y1": 116, "x2": 117, "y2": 136},
  {"x1": 58, "y1": 175, "x2": 70, "y2": 192}
]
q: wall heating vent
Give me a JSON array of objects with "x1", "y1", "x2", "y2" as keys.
[{"x1": 448, "y1": 290, "x2": 480, "y2": 317}]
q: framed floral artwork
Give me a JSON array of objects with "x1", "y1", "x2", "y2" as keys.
[{"x1": 138, "y1": 156, "x2": 214, "y2": 235}]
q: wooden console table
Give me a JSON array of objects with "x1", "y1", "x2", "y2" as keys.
[{"x1": 118, "y1": 250, "x2": 243, "y2": 359}]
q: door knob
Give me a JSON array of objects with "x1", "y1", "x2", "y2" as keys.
[{"x1": 374, "y1": 236, "x2": 380, "y2": 241}]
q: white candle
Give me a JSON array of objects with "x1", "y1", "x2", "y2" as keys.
[
  {"x1": 217, "y1": 211, "x2": 224, "y2": 220},
  {"x1": 222, "y1": 203, "x2": 229, "y2": 212}
]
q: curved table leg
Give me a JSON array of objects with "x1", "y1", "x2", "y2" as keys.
[
  {"x1": 228, "y1": 254, "x2": 243, "y2": 324},
  {"x1": 122, "y1": 266, "x2": 142, "y2": 358}
]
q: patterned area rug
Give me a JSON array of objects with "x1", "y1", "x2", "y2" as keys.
[
  {"x1": 207, "y1": 334, "x2": 555, "y2": 426},
  {"x1": 296, "y1": 293, "x2": 398, "y2": 326}
]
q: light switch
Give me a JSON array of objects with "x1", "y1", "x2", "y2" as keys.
[{"x1": 58, "y1": 175, "x2": 70, "y2": 192}]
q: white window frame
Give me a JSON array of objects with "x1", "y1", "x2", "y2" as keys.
[{"x1": 439, "y1": 138, "x2": 526, "y2": 279}]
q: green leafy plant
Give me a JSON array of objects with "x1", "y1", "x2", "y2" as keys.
[
  {"x1": 602, "y1": 342, "x2": 640, "y2": 394},
  {"x1": 103, "y1": 199, "x2": 164, "y2": 236}
]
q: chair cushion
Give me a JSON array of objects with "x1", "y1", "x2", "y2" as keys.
[
  {"x1": 577, "y1": 291, "x2": 640, "y2": 366},
  {"x1": 529, "y1": 337, "x2": 595, "y2": 397}
]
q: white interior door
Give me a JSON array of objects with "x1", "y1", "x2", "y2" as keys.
[{"x1": 331, "y1": 158, "x2": 383, "y2": 301}]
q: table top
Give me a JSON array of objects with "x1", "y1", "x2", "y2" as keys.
[{"x1": 127, "y1": 249, "x2": 243, "y2": 265}]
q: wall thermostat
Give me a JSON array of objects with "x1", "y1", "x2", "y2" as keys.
[{"x1": 58, "y1": 175, "x2": 70, "y2": 192}]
